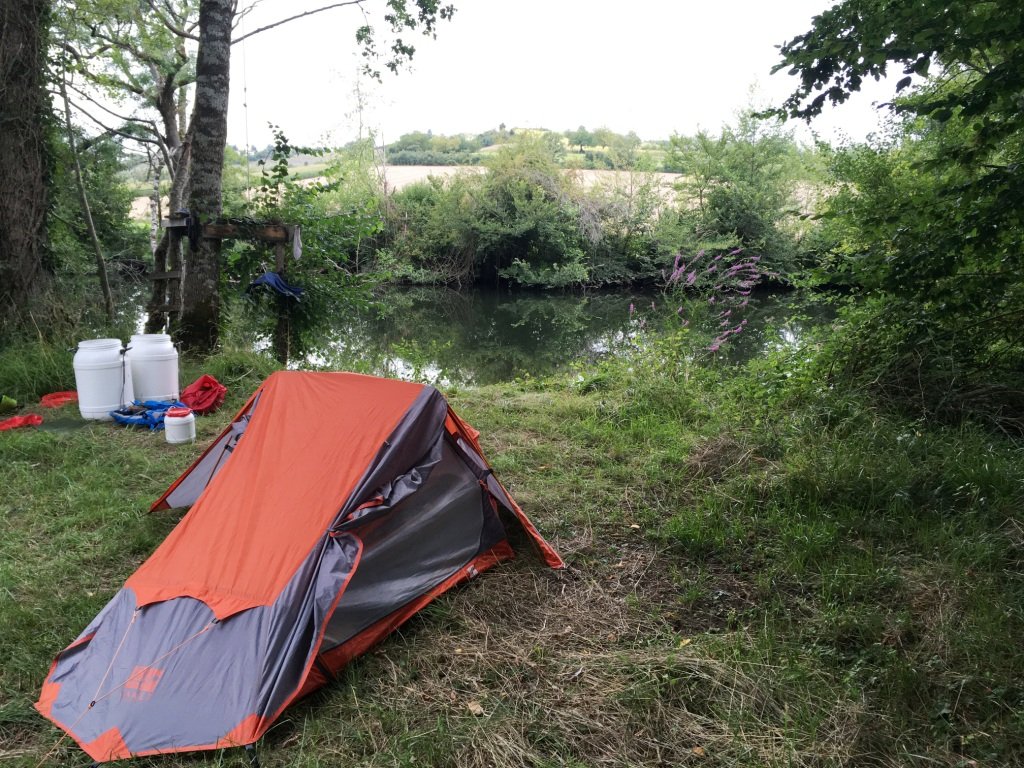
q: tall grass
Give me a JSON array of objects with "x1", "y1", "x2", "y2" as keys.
[{"x1": 0, "y1": 339, "x2": 76, "y2": 404}]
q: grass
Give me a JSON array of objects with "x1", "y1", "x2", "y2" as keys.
[{"x1": 1, "y1": 347, "x2": 1021, "y2": 766}]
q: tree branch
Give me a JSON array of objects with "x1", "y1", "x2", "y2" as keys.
[
  {"x1": 143, "y1": 0, "x2": 201, "y2": 41},
  {"x1": 90, "y1": 27, "x2": 169, "y2": 69},
  {"x1": 61, "y1": 40, "x2": 114, "y2": 64},
  {"x1": 64, "y1": 81, "x2": 158, "y2": 130},
  {"x1": 64, "y1": 96, "x2": 163, "y2": 147},
  {"x1": 233, "y1": 0, "x2": 366, "y2": 45},
  {"x1": 63, "y1": 85, "x2": 177, "y2": 177},
  {"x1": 232, "y1": 0, "x2": 263, "y2": 30}
]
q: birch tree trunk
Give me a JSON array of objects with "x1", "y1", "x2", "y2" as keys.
[{"x1": 177, "y1": 0, "x2": 232, "y2": 351}]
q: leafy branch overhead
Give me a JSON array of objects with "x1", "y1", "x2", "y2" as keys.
[
  {"x1": 357, "y1": 0, "x2": 456, "y2": 79},
  {"x1": 772, "y1": 0, "x2": 1024, "y2": 157}
]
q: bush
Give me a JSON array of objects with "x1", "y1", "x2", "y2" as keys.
[{"x1": 382, "y1": 138, "x2": 591, "y2": 287}]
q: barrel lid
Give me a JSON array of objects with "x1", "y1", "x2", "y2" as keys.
[
  {"x1": 166, "y1": 407, "x2": 193, "y2": 418},
  {"x1": 77, "y1": 338, "x2": 122, "y2": 349},
  {"x1": 132, "y1": 333, "x2": 172, "y2": 343}
]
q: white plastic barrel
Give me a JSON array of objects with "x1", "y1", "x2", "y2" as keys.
[
  {"x1": 73, "y1": 339, "x2": 134, "y2": 420},
  {"x1": 164, "y1": 407, "x2": 196, "y2": 444},
  {"x1": 126, "y1": 333, "x2": 179, "y2": 402}
]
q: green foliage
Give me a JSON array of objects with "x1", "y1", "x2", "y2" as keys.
[
  {"x1": 383, "y1": 174, "x2": 482, "y2": 284},
  {"x1": 220, "y1": 143, "x2": 253, "y2": 217},
  {"x1": 384, "y1": 137, "x2": 591, "y2": 288},
  {"x1": 499, "y1": 258, "x2": 589, "y2": 289},
  {"x1": 793, "y1": 102, "x2": 1023, "y2": 426},
  {"x1": 197, "y1": 347, "x2": 281, "y2": 389},
  {"x1": 665, "y1": 111, "x2": 805, "y2": 274},
  {"x1": 580, "y1": 169, "x2": 664, "y2": 284},
  {"x1": 823, "y1": 113, "x2": 1022, "y2": 307},
  {"x1": 224, "y1": 127, "x2": 384, "y2": 360},
  {"x1": 0, "y1": 340, "x2": 76, "y2": 404},
  {"x1": 564, "y1": 125, "x2": 593, "y2": 152},
  {"x1": 54, "y1": 0, "x2": 198, "y2": 108},
  {"x1": 773, "y1": 0, "x2": 1024, "y2": 162},
  {"x1": 355, "y1": 0, "x2": 456, "y2": 80},
  {"x1": 48, "y1": 130, "x2": 146, "y2": 268},
  {"x1": 476, "y1": 137, "x2": 586, "y2": 286},
  {"x1": 375, "y1": 120, "x2": 825, "y2": 289},
  {"x1": 814, "y1": 295, "x2": 1022, "y2": 433},
  {"x1": 22, "y1": 123, "x2": 149, "y2": 339},
  {"x1": 386, "y1": 148, "x2": 482, "y2": 166},
  {"x1": 384, "y1": 129, "x2": 491, "y2": 165},
  {"x1": 771, "y1": 0, "x2": 1024, "y2": 426}
]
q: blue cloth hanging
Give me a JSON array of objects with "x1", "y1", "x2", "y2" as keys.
[{"x1": 247, "y1": 272, "x2": 304, "y2": 300}]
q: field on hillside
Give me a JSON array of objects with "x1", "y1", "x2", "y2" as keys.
[{"x1": 129, "y1": 166, "x2": 686, "y2": 222}]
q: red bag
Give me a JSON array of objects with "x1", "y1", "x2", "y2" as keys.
[
  {"x1": 41, "y1": 391, "x2": 78, "y2": 408},
  {"x1": 0, "y1": 414, "x2": 43, "y2": 431},
  {"x1": 180, "y1": 374, "x2": 227, "y2": 415}
]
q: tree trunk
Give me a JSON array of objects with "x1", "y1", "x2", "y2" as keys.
[
  {"x1": 177, "y1": 0, "x2": 232, "y2": 351},
  {"x1": 0, "y1": 0, "x2": 50, "y2": 325},
  {"x1": 148, "y1": 155, "x2": 162, "y2": 256}
]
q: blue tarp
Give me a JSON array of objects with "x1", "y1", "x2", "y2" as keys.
[{"x1": 110, "y1": 400, "x2": 188, "y2": 430}]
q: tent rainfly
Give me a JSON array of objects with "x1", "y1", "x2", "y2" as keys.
[{"x1": 36, "y1": 371, "x2": 563, "y2": 762}]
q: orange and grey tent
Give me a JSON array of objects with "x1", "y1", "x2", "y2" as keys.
[{"x1": 36, "y1": 371, "x2": 563, "y2": 762}]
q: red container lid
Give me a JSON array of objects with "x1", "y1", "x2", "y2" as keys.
[{"x1": 166, "y1": 407, "x2": 193, "y2": 418}]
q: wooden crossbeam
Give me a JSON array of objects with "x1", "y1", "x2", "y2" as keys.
[
  {"x1": 202, "y1": 222, "x2": 290, "y2": 242},
  {"x1": 160, "y1": 217, "x2": 292, "y2": 244}
]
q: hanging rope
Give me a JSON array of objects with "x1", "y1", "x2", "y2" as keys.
[{"x1": 241, "y1": 14, "x2": 252, "y2": 201}]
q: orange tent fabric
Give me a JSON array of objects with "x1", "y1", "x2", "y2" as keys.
[{"x1": 126, "y1": 372, "x2": 424, "y2": 619}]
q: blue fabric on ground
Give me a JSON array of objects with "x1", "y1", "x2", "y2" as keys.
[{"x1": 110, "y1": 400, "x2": 187, "y2": 431}]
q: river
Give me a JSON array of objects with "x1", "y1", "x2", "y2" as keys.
[{"x1": 294, "y1": 286, "x2": 833, "y2": 387}]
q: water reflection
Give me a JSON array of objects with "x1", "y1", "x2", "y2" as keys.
[
  {"x1": 718, "y1": 294, "x2": 836, "y2": 364},
  {"x1": 305, "y1": 288, "x2": 646, "y2": 385},
  {"x1": 299, "y1": 286, "x2": 834, "y2": 386}
]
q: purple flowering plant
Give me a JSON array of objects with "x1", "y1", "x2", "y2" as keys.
[{"x1": 663, "y1": 248, "x2": 768, "y2": 352}]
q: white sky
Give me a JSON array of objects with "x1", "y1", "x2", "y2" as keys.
[{"x1": 227, "y1": 0, "x2": 894, "y2": 150}]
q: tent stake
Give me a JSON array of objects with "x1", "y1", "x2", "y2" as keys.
[{"x1": 245, "y1": 742, "x2": 261, "y2": 768}]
